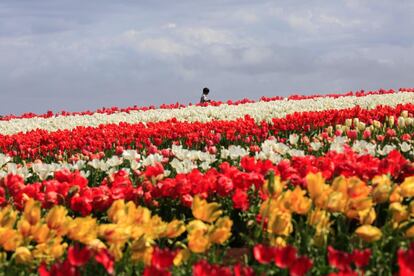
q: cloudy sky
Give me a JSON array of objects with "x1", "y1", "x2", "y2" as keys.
[{"x1": 0, "y1": 0, "x2": 413, "y2": 115}]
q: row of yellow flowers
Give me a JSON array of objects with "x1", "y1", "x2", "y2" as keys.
[
  {"x1": 0, "y1": 172, "x2": 413, "y2": 271},
  {"x1": 260, "y1": 173, "x2": 414, "y2": 248},
  {"x1": 0, "y1": 195, "x2": 232, "y2": 268}
]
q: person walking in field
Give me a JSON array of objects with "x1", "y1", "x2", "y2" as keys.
[{"x1": 200, "y1": 87, "x2": 211, "y2": 103}]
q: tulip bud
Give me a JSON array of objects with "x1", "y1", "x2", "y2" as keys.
[
  {"x1": 398, "y1": 117, "x2": 406, "y2": 128},
  {"x1": 357, "y1": 122, "x2": 366, "y2": 132},
  {"x1": 373, "y1": 120, "x2": 381, "y2": 129},
  {"x1": 363, "y1": 129, "x2": 371, "y2": 140},
  {"x1": 388, "y1": 116, "x2": 395, "y2": 127},
  {"x1": 345, "y1": 119, "x2": 352, "y2": 127},
  {"x1": 326, "y1": 126, "x2": 333, "y2": 135},
  {"x1": 353, "y1": 118, "x2": 360, "y2": 127},
  {"x1": 342, "y1": 126, "x2": 350, "y2": 133},
  {"x1": 355, "y1": 225, "x2": 382, "y2": 242},
  {"x1": 401, "y1": 110, "x2": 409, "y2": 118}
]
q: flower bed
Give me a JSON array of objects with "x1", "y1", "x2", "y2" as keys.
[{"x1": 0, "y1": 88, "x2": 413, "y2": 275}]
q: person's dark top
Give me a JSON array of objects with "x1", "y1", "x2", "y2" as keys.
[{"x1": 200, "y1": 94, "x2": 210, "y2": 103}]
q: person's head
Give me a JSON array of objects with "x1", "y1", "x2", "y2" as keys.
[{"x1": 203, "y1": 87, "x2": 210, "y2": 95}]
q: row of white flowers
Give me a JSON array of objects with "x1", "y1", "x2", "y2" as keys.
[
  {"x1": 1, "y1": 135, "x2": 412, "y2": 181},
  {"x1": 1, "y1": 92, "x2": 414, "y2": 135}
]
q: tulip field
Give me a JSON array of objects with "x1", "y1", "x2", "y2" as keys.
[{"x1": 1, "y1": 88, "x2": 414, "y2": 275}]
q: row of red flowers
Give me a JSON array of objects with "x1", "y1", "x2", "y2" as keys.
[
  {"x1": 38, "y1": 241, "x2": 414, "y2": 275},
  {"x1": 1, "y1": 101, "x2": 414, "y2": 160},
  {"x1": 1, "y1": 149, "x2": 412, "y2": 216}
]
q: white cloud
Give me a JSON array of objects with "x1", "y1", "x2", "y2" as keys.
[
  {"x1": 241, "y1": 47, "x2": 272, "y2": 65},
  {"x1": 120, "y1": 29, "x2": 192, "y2": 57},
  {"x1": 138, "y1": 38, "x2": 190, "y2": 57},
  {"x1": 178, "y1": 27, "x2": 235, "y2": 45},
  {"x1": 233, "y1": 10, "x2": 259, "y2": 24},
  {"x1": 163, "y1": 23, "x2": 177, "y2": 29},
  {"x1": 286, "y1": 11, "x2": 318, "y2": 33}
]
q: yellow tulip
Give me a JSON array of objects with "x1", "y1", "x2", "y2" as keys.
[
  {"x1": 390, "y1": 202, "x2": 409, "y2": 226},
  {"x1": 173, "y1": 248, "x2": 190, "y2": 266},
  {"x1": 400, "y1": 176, "x2": 414, "y2": 197},
  {"x1": 17, "y1": 219, "x2": 32, "y2": 238},
  {"x1": 289, "y1": 186, "x2": 312, "y2": 215},
  {"x1": 389, "y1": 186, "x2": 402, "y2": 203},
  {"x1": 45, "y1": 205, "x2": 69, "y2": 235},
  {"x1": 23, "y1": 198, "x2": 41, "y2": 225},
  {"x1": 144, "y1": 215, "x2": 168, "y2": 240},
  {"x1": 209, "y1": 216, "x2": 233, "y2": 244},
  {"x1": 263, "y1": 175, "x2": 284, "y2": 197},
  {"x1": 409, "y1": 201, "x2": 414, "y2": 216},
  {"x1": 312, "y1": 231, "x2": 328, "y2": 248},
  {"x1": 355, "y1": 225, "x2": 382, "y2": 242},
  {"x1": 0, "y1": 206, "x2": 18, "y2": 228},
  {"x1": 34, "y1": 240, "x2": 67, "y2": 262},
  {"x1": 109, "y1": 244, "x2": 124, "y2": 261},
  {"x1": 371, "y1": 174, "x2": 392, "y2": 187},
  {"x1": 48, "y1": 238, "x2": 68, "y2": 260},
  {"x1": 187, "y1": 220, "x2": 208, "y2": 233},
  {"x1": 267, "y1": 210, "x2": 292, "y2": 236},
  {"x1": 372, "y1": 182, "x2": 392, "y2": 204},
  {"x1": 306, "y1": 172, "x2": 326, "y2": 200},
  {"x1": 67, "y1": 217, "x2": 98, "y2": 244},
  {"x1": 0, "y1": 228, "x2": 23, "y2": 251},
  {"x1": 188, "y1": 229, "x2": 210, "y2": 253},
  {"x1": 107, "y1": 200, "x2": 127, "y2": 224},
  {"x1": 192, "y1": 196, "x2": 222, "y2": 223},
  {"x1": 31, "y1": 223, "x2": 50, "y2": 244},
  {"x1": 88, "y1": 238, "x2": 107, "y2": 251},
  {"x1": 308, "y1": 208, "x2": 330, "y2": 229},
  {"x1": 163, "y1": 220, "x2": 186, "y2": 239},
  {"x1": 347, "y1": 197, "x2": 373, "y2": 213},
  {"x1": 306, "y1": 172, "x2": 332, "y2": 208},
  {"x1": 187, "y1": 220, "x2": 210, "y2": 253},
  {"x1": 405, "y1": 225, "x2": 414, "y2": 238},
  {"x1": 133, "y1": 206, "x2": 152, "y2": 226},
  {"x1": 326, "y1": 191, "x2": 347, "y2": 213},
  {"x1": 358, "y1": 208, "x2": 376, "y2": 225},
  {"x1": 99, "y1": 224, "x2": 130, "y2": 245},
  {"x1": 347, "y1": 177, "x2": 370, "y2": 199},
  {"x1": 14, "y1": 247, "x2": 32, "y2": 264},
  {"x1": 331, "y1": 176, "x2": 348, "y2": 195},
  {"x1": 270, "y1": 236, "x2": 287, "y2": 248},
  {"x1": 131, "y1": 236, "x2": 153, "y2": 264}
]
